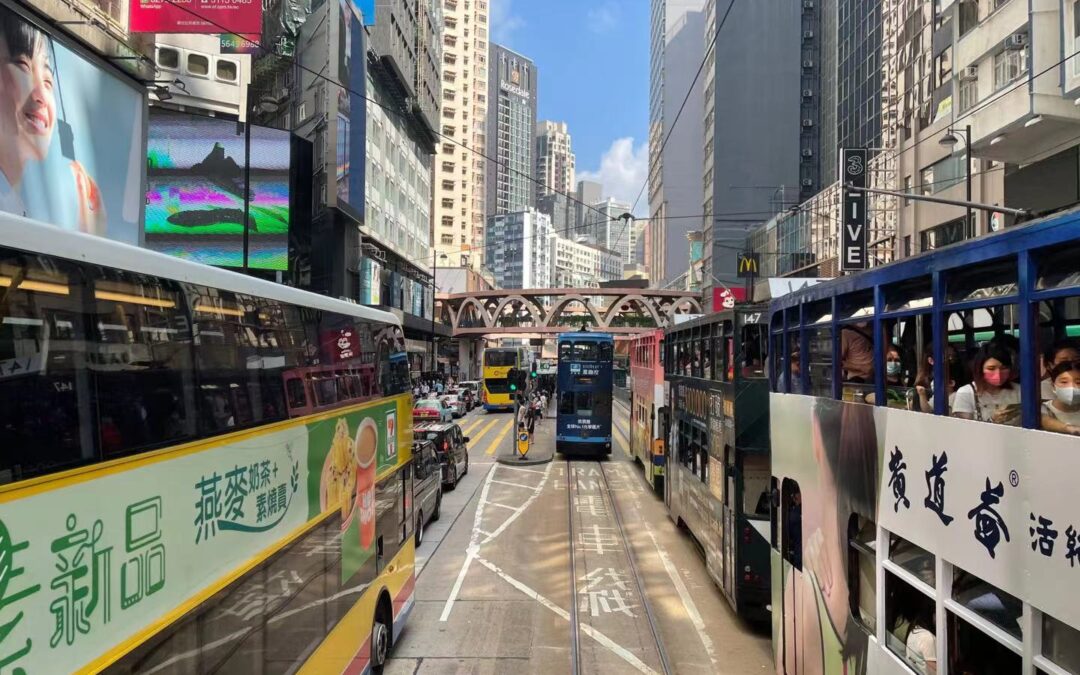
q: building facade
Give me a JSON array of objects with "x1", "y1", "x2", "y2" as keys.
[
  {"x1": 574, "y1": 179, "x2": 603, "y2": 239},
  {"x1": 484, "y1": 210, "x2": 552, "y2": 289},
  {"x1": 583, "y1": 198, "x2": 633, "y2": 257},
  {"x1": 536, "y1": 120, "x2": 576, "y2": 198},
  {"x1": 703, "y1": 0, "x2": 801, "y2": 305},
  {"x1": 649, "y1": 0, "x2": 706, "y2": 287},
  {"x1": 486, "y1": 44, "x2": 538, "y2": 215},
  {"x1": 550, "y1": 236, "x2": 623, "y2": 288},
  {"x1": 537, "y1": 192, "x2": 573, "y2": 236},
  {"x1": 433, "y1": 0, "x2": 490, "y2": 269}
]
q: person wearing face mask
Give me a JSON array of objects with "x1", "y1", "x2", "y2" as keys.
[
  {"x1": 951, "y1": 344, "x2": 1021, "y2": 425},
  {"x1": 865, "y1": 345, "x2": 908, "y2": 406},
  {"x1": 1041, "y1": 361, "x2": 1080, "y2": 435},
  {"x1": 1040, "y1": 339, "x2": 1080, "y2": 401}
]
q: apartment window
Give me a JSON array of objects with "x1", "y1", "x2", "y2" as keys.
[
  {"x1": 441, "y1": 216, "x2": 454, "y2": 228},
  {"x1": 441, "y1": 180, "x2": 454, "y2": 191},
  {"x1": 441, "y1": 198, "x2": 454, "y2": 209},
  {"x1": 187, "y1": 53, "x2": 209, "y2": 77},
  {"x1": 157, "y1": 47, "x2": 179, "y2": 70},
  {"x1": 920, "y1": 167, "x2": 934, "y2": 196},
  {"x1": 903, "y1": 235, "x2": 912, "y2": 258},
  {"x1": 903, "y1": 175, "x2": 913, "y2": 204},
  {"x1": 215, "y1": 59, "x2": 238, "y2": 82},
  {"x1": 958, "y1": 0, "x2": 978, "y2": 37},
  {"x1": 993, "y1": 48, "x2": 1027, "y2": 90},
  {"x1": 440, "y1": 234, "x2": 454, "y2": 245},
  {"x1": 957, "y1": 78, "x2": 978, "y2": 113},
  {"x1": 920, "y1": 216, "x2": 968, "y2": 251}
]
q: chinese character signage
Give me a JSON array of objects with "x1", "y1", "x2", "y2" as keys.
[
  {"x1": 129, "y1": 0, "x2": 263, "y2": 34},
  {"x1": 0, "y1": 395, "x2": 409, "y2": 672}
]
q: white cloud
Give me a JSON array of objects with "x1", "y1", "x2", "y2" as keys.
[
  {"x1": 490, "y1": 0, "x2": 525, "y2": 44},
  {"x1": 586, "y1": 1, "x2": 620, "y2": 33},
  {"x1": 578, "y1": 137, "x2": 649, "y2": 217}
]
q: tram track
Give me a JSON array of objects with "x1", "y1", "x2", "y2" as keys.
[{"x1": 566, "y1": 457, "x2": 672, "y2": 675}]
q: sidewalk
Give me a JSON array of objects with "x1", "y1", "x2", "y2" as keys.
[{"x1": 496, "y1": 407, "x2": 555, "y2": 466}]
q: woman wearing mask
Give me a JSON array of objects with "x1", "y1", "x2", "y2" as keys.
[
  {"x1": 864, "y1": 346, "x2": 907, "y2": 406},
  {"x1": 1041, "y1": 340, "x2": 1080, "y2": 401},
  {"x1": 951, "y1": 344, "x2": 1021, "y2": 425},
  {"x1": 1041, "y1": 361, "x2": 1080, "y2": 435}
]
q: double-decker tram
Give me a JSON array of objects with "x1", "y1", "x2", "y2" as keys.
[
  {"x1": 769, "y1": 207, "x2": 1080, "y2": 675},
  {"x1": 0, "y1": 213, "x2": 417, "y2": 673},
  {"x1": 663, "y1": 307, "x2": 772, "y2": 622},
  {"x1": 481, "y1": 346, "x2": 529, "y2": 411},
  {"x1": 556, "y1": 332, "x2": 614, "y2": 456},
  {"x1": 628, "y1": 328, "x2": 666, "y2": 493}
]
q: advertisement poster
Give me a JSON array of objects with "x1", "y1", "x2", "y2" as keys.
[
  {"x1": 335, "y1": 0, "x2": 367, "y2": 220},
  {"x1": 0, "y1": 6, "x2": 144, "y2": 243},
  {"x1": 145, "y1": 110, "x2": 290, "y2": 270},
  {"x1": 129, "y1": 0, "x2": 263, "y2": 34},
  {"x1": 306, "y1": 401, "x2": 403, "y2": 582}
]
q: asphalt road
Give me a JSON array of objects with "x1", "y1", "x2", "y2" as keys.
[{"x1": 389, "y1": 402, "x2": 773, "y2": 674}]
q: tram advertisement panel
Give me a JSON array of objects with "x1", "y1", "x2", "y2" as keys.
[{"x1": 0, "y1": 395, "x2": 411, "y2": 673}]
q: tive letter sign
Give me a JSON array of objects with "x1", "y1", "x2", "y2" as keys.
[{"x1": 841, "y1": 148, "x2": 868, "y2": 272}]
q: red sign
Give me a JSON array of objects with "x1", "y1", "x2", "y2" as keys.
[
  {"x1": 320, "y1": 328, "x2": 357, "y2": 363},
  {"x1": 129, "y1": 0, "x2": 263, "y2": 34},
  {"x1": 712, "y1": 287, "x2": 748, "y2": 310}
]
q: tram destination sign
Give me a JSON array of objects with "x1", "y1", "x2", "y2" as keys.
[{"x1": 841, "y1": 147, "x2": 868, "y2": 271}]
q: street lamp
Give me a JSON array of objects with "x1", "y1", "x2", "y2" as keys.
[
  {"x1": 939, "y1": 124, "x2": 973, "y2": 239},
  {"x1": 431, "y1": 252, "x2": 448, "y2": 376}
]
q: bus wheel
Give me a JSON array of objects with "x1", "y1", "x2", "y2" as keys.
[{"x1": 371, "y1": 607, "x2": 390, "y2": 672}]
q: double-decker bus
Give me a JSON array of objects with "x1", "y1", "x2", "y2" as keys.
[
  {"x1": 0, "y1": 213, "x2": 416, "y2": 673},
  {"x1": 769, "y1": 207, "x2": 1080, "y2": 675},
  {"x1": 664, "y1": 307, "x2": 772, "y2": 622},
  {"x1": 629, "y1": 329, "x2": 666, "y2": 493},
  {"x1": 556, "y1": 332, "x2": 614, "y2": 456},
  {"x1": 481, "y1": 346, "x2": 529, "y2": 411}
]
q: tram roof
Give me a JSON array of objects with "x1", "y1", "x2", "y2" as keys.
[
  {"x1": 558, "y1": 331, "x2": 614, "y2": 341},
  {"x1": 770, "y1": 204, "x2": 1080, "y2": 313}
]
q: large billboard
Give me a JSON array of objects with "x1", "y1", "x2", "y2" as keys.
[
  {"x1": 129, "y1": 0, "x2": 262, "y2": 34},
  {"x1": 0, "y1": 5, "x2": 144, "y2": 243},
  {"x1": 145, "y1": 110, "x2": 290, "y2": 271},
  {"x1": 335, "y1": 0, "x2": 367, "y2": 221}
]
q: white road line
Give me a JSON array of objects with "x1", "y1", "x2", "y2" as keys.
[
  {"x1": 497, "y1": 464, "x2": 547, "y2": 475},
  {"x1": 481, "y1": 462, "x2": 553, "y2": 545},
  {"x1": 490, "y1": 479, "x2": 536, "y2": 489},
  {"x1": 481, "y1": 500, "x2": 522, "y2": 512},
  {"x1": 474, "y1": 556, "x2": 658, "y2": 675},
  {"x1": 440, "y1": 454, "x2": 498, "y2": 622},
  {"x1": 644, "y1": 528, "x2": 719, "y2": 669}
]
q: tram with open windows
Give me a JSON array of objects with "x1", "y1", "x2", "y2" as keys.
[
  {"x1": 628, "y1": 329, "x2": 666, "y2": 493},
  {"x1": 768, "y1": 206, "x2": 1080, "y2": 675}
]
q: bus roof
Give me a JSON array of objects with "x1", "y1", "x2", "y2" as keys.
[{"x1": 0, "y1": 212, "x2": 401, "y2": 328}]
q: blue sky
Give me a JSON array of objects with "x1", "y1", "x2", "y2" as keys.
[{"x1": 490, "y1": 0, "x2": 649, "y2": 214}]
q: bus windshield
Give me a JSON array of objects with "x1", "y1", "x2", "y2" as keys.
[{"x1": 484, "y1": 350, "x2": 518, "y2": 367}]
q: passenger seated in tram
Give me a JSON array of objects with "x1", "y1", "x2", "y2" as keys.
[
  {"x1": 1041, "y1": 360, "x2": 1080, "y2": 435},
  {"x1": 914, "y1": 344, "x2": 959, "y2": 414},
  {"x1": 865, "y1": 345, "x2": 911, "y2": 407},
  {"x1": 1041, "y1": 339, "x2": 1080, "y2": 401},
  {"x1": 951, "y1": 344, "x2": 1021, "y2": 426}
]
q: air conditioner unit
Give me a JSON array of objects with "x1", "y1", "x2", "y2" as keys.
[
  {"x1": 802, "y1": 88, "x2": 814, "y2": 98},
  {"x1": 803, "y1": 0, "x2": 814, "y2": 7},
  {"x1": 803, "y1": 30, "x2": 814, "y2": 39},
  {"x1": 801, "y1": 179, "x2": 814, "y2": 187},
  {"x1": 803, "y1": 59, "x2": 814, "y2": 68},
  {"x1": 801, "y1": 148, "x2": 814, "y2": 157},
  {"x1": 1005, "y1": 33, "x2": 1028, "y2": 50},
  {"x1": 802, "y1": 119, "x2": 814, "y2": 127},
  {"x1": 959, "y1": 66, "x2": 978, "y2": 81}
]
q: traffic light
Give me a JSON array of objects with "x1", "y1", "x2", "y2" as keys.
[
  {"x1": 530, "y1": 361, "x2": 538, "y2": 379},
  {"x1": 508, "y1": 368, "x2": 526, "y2": 392}
]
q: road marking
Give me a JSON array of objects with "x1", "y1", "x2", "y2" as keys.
[
  {"x1": 439, "y1": 455, "x2": 499, "y2": 622},
  {"x1": 498, "y1": 464, "x2": 546, "y2": 475},
  {"x1": 644, "y1": 527, "x2": 719, "y2": 670},
  {"x1": 491, "y1": 479, "x2": 535, "y2": 489},
  {"x1": 474, "y1": 556, "x2": 658, "y2": 675},
  {"x1": 462, "y1": 417, "x2": 486, "y2": 435},
  {"x1": 484, "y1": 420, "x2": 514, "y2": 456},
  {"x1": 480, "y1": 500, "x2": 522, "y2": 512},
  {"x1": 480, "y1": 462, "x2": 552, "y2": 544},
  {"x1": 467, "y1": 418, "x2": 500, "y2": 447}
]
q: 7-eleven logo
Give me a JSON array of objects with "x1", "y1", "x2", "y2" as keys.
[{"x1": 386, "y1": 412, "x2": 397, "y2": 458}]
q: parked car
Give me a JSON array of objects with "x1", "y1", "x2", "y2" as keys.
[
  {"x1": 415, "y1": 421, "x2": 470, "y2": 488},
  {"x1": 412, "y1": 439, "x2": 442, "y2": 545},
  {"x1": 441, "y1": 393, "x2": 465, "y2": 418},
  {"x1": 413, "y1": 398, "x2": 452, "y2": 422}
]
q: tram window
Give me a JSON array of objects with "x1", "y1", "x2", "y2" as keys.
[
  {"x1": 848, "y1": 514, "x2": 877, "y2": 633},
  {"x1": 946, "y1": 258, "x2": 1018, "y2": 303},
  {"x1": 837, "y1": 289, "x2": 875, "y2": 320},
  {"x1": 559, "y1": 341, "x2": 572, "y2": 361},
  {"x1": 741, "y1": 323, "x2": 767, "y2": 378},
  {"x1": 1037, "y1": 298, "x2": 1080, "y2": 402},
  {"x1": 946, "y1": 305, "x2": 1022, "y2": 425},
  {"x1": 876, "y1": 316, "x2": 931, "y2": 411},
  {"x1": 742, "y1": 454, "x2": 770, "y2": 518},
  {"x1": 951, "y1": 567, "x2": 1023, "y2": 639},
  {"x1": 770, "y1": 333, "x2": 784, "y2": 390},
  {"x1": 889, "y1": 533, "x2": 935, "y2": 587},
  {"x1": 90, "y1": 270, "x2": 197, "y2": 458},
  {"x1": 780, "y1": 478, "x2": 802, "y2": 570},
  {"x1": 598, "y1": 341, "x2": 612, "y2": 362},
  {"x1": 0, "y1": 252, "x2": 94, "y2": 482},
  {"x1": 806, "y1": 327, "x2": 834, "y2": 397},
  {"x1": 1041, "y1": 611, "x2": 1080, "y2": 674},
  {"x1": 783, "y1": 331, "x2": 802, "y2": 393},
  {"x1": 559, "y1": 391, "x2": 575, "y2": 415},
  {"x1": 947, "y1": 609, "x2": 1021, "y2": 674},
  {"x1": 885, "y1": 277, "x2": 933, "y2": 313},
  {"x1": 769, "y1": 477, "x2": 779, "y2": 548},
  {"x1": 574, "y1": 342, "x2": 598, "y2": 362},
  {"x1": 1036, "y1": 241, "x2": 1080, "y2": 290},
  {"x1": 839, "y1": 322, "x2": 874, "y2": 401},
  {"x1": 884, "y1": 572, "x2": 937, "y2": 675},
  {"x1": 575, "y1": 391, "x2": 593, "y2": 415}
]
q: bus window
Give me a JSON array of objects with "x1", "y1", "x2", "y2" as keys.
[
  {"x1": 807, "y1": 327, "x2": 834, "y2": 398},
  {"x1": 848, "y1": 514, "x2": 876, "y2": 633},
  {"x1": 741, "y1": 323, "x2": 768, "y2": 378},
  {"x1": 286, "y1": 377, "x2": 307, "y2": 410}
]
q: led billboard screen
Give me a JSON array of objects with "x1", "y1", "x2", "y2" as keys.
[
  {"x1": 129, "y1": 0, "x2": 262, "y2": 34},
  {"x1": 0, "y1": 5, "x2": 144, "y2": 243},
  {"x1": 145, "y1": 111, "x2": 290, "y2": 270}
]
